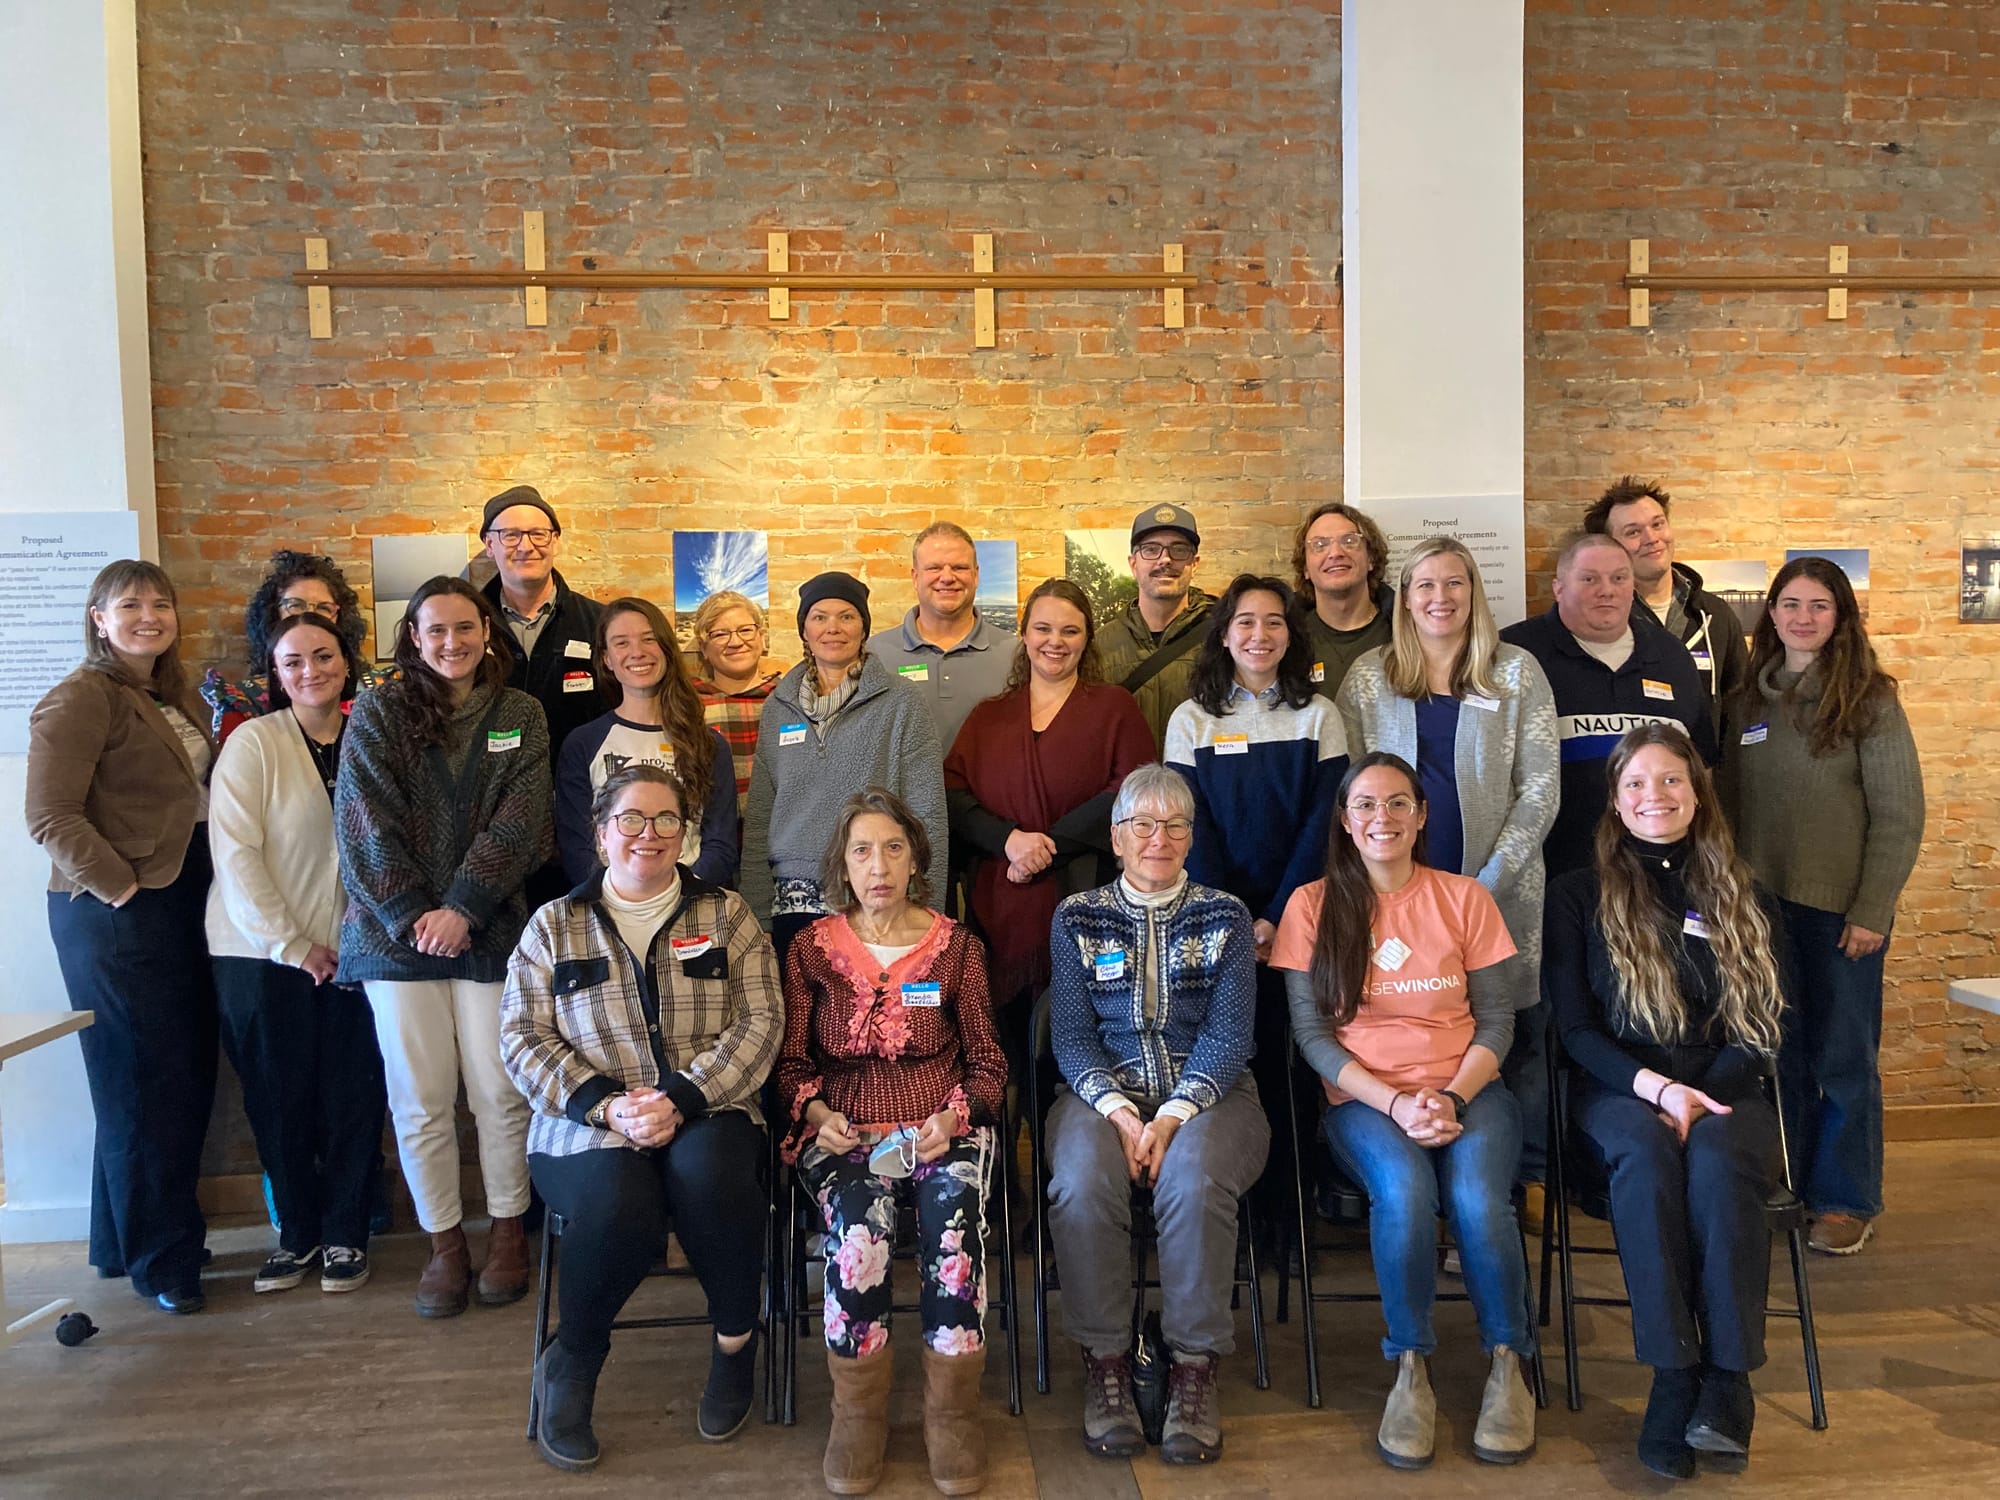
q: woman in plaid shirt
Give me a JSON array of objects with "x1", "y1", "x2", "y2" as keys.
[
  {"x1": 501, "y1": 764, "x2": 782, "y2": 1470},
  {"x1": 691, "y1": 590, "x2": 783, "y2": 817}
]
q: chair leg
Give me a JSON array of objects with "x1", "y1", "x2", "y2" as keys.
[
  {"x1": 1518, "y1": 1222, "x2": 1549, "y2": 1411},
  {"x1": 1285, "y1": 1048, "x2": 1323, "y2": 1409},
  {"x1": 763, "y1": 1143, "x2": 781, "y2": 1425},
  {"x1": 1241, "y1": 1205, "x2": 1269, "y2": 1392},
  {"x1": 1789, "y1": 1223, "x2": 1829, "y2": 1431},
  {"x1": 994, "y1": 1124, "x2": 1023, "y2": 1417},
  {"x1": 1030, "y1": 1096, "x2": 1051, "y2": 1397},
  {"x1": 526, "y1": 1212, "x2": 556, "y2": 1440},
  {"x1": 783, "y1": 1174, "x2": 802, "y2": 1427}
]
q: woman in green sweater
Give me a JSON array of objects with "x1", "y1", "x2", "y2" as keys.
[{"x1": 1719, "y1": 556, "x2": 1923, "y2": 1257}]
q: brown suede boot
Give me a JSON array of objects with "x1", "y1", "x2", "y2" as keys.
[
  {"x1": 477, "y1": 1214, "x2": 530, "y2": 1306},
  {"x1": 823, "y1": 1343, "x2": 895, "y2": 1495},
  {"x1": 413, "y1": 1226, "x2": 470, "y2": 1319},
  {"x1": 920, "y1": 1344, "x2": 988, "y2": 1495}
]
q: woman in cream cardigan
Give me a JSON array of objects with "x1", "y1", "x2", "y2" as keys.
[
  {"x1": 1335, "y1": 537, "x2": 1561, "y2": 1176},
  {"x1": 207, "y1": 613, "x2": 386, "y2": 1296}
]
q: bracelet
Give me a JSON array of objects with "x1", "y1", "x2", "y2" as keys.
[
  {"x1": 1388, "y1": 1091, "x2": 1410, "y2": 1124},
  {"x1": 1651, "y1": 1079, "x2": 1674, "y2": 1109}
]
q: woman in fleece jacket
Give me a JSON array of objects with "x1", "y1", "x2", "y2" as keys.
[
  {"x1": 335, "y1": 575, "x2": 551, "y2": 1320},
  {"x1": 740, "y1": 572, "x2": 947, "y2": 964}
]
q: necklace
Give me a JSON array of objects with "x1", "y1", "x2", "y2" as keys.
[{"x1": 296, "y1": 712, "x2": 344, "y2": 795}]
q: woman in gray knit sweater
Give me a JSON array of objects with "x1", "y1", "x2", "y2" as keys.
[
  {"x1": 1335, "y1": 538, "x2": 1561, "y2": 1175},
  {"x1": 1720, "y1": 555, "x2": 1923, "y2": 1257},
  {"x1": 741, "y1": 572, "x2": 947, "y2": 962},
  {"x1": 335, "y1": 576, "x2": 553, "y2": 1318}
]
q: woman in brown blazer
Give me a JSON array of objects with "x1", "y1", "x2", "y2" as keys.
[{"x1": 26, "y1": 560, "x2": 219, "y2": 1314}]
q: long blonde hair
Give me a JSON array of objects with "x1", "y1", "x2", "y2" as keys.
[
  {"x1": 1382, "y1": 537, "x2": 1503, "y2": 701},
  {"x1": 1593, "y1": 724, "x2": 1784, "y2": 1053}
]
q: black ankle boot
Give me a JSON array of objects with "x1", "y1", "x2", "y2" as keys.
[
  {"x1": 1638, "y1": 1366, "x2": 1701, "y2": 1480},
  {"x1": 1686, "y1": 1366, "x2": 1754, "y2": 1472},
  {"x1": 535, "y1": 1339, "x2": 608, "y2": 1472},
  {"x1": 698, "y1": 1331, "x2": 760, "y2": 1442}
]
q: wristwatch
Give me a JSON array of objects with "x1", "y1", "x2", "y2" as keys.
[
  {"x1": 1440, "y1": 1090, "x2": 1469, "y2": 1118},
  {"x1": 586, "y1": 1093, "x2": 623, "y2": 1130}
]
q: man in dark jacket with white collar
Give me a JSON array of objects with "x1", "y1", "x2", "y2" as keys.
[
  {"x1": 1583, "y1": 475, "x2": 1752, "y2": 715},
  {"x1": 478, "y1": 485, "x2": 609, "y2": 768}
]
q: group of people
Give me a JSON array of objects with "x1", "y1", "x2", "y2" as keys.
[{"x1": 25, "y1": 477, "x2": 1923, "y2": 1489}]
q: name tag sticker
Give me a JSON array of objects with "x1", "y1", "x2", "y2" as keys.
[
  {"x1": 1689, "y1": 650, "x2": 1712, "y2": 666},
  {"x1": 1683, "y1": 910, "x2": 1712, "y2": 942},
  {"x1": 1740, "y1": 722, "x2": 1769, "y2": 746},
  {"x1": 778, "y1": 723, "x2": 808, "y2": 747},
  {"x1": 1463, "y1": 694, "x2": 1501, "y2": 713},
  {"x1": 1642, "y1": 678, "x2": 1675, "y2": 701},
  {"x1": 1092, "y1": 950, "x2": 1127, "y2": 982},
  {"x1": 561, "y1": 670, "x2": 595, "y2": 693},
  {"x1": 1212, "y1": 733, "x2": 1250, "y2": 756},
  {"x1": 1310, "y1": 661, "x2": 1325, "y2": 684},
  {"x1": 900, "y1": 981, "x2": 942, "y2": 1007},
  {"x1": 564, "y1": 638, "x2": 593, "y2": 659},
  {"x1": 487, "y1": 729, "x2": 522, "y2": 753},
  {"x1": 1373, "y1": 936, "x2": 1412, "y2": 973},
  {"x1": 670, "y1": 935, "x2": 714, "y2": 961},
  {"x1": 897, "y1": 663, "x2": 930, "y2": 682}
]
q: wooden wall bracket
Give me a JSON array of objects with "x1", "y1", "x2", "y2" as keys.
[
  {"x1": 292, "y1": 219, "x2": 1196, "y2": 349},
  {"x1": 1625, "y1": 237, "x2": 2000, "y2": 328}
]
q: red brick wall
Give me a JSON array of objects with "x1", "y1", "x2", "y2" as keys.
[
  {"x1": 138, "y1": 0, "x2": 1343, "y2": 676},
  {"x1": 1525, "y1": 0, "x2": 2000, "y2": 1104},
  {"x1": 140, "y1": 0, "x2": 1994, "y2": 1113}
]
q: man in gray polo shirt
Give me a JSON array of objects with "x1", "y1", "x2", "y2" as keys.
[{"x1": 868, "y1": 520, "x2": 1015, "y2": 754}]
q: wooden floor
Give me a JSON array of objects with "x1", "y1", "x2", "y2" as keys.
[{"x1": 3, "y1": 1139, "x2": 1998, "y2": 1499}]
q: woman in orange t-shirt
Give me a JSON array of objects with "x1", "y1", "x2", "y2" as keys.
[{"x1": 1270, "y1": 751, "x2": 1534, "y2": 1472}]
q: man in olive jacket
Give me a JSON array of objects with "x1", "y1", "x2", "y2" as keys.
[{"x1": 1094, "y1": 503, "x2": 1215, "y2": 755}]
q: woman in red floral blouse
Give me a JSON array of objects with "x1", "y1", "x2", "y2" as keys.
[{"x1": 780, "y1": 786, "x2": 1006, "y2": 1498}]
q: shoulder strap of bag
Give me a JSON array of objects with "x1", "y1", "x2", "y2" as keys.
[{"x1": 1119, "y1": 619, "x2": 1204, "y2": 696}]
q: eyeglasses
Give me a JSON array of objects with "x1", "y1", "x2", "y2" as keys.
[
  {"x1": 1118, "y1": 816, "x2": 1194, "y2": 841},
  {"x1": 491, "y1": 527, "x2": 556, "y2": 550},
  {"x1": 278, "y1": 595, "x2": 340, "y2": 619},
  {"x1": 1134, "y1": 542, "x2": 1197, "y2": 564},
  {"x1": 610, "y1": 811, "x2": 684, "y2": 837},
  {"x1": 1346, "y1": 796, "x2": 1420, "y2": 818},
  {"x1": 1305, "y1": 533, "x2": 1368, "y2": 555},
  {"x1": 705, "y1": 625, "x2": 762, "y2": 645}
]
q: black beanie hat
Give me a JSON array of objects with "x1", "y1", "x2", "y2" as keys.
[
  {"x1": 796, "y1": 571, "x2": 872, "y2": 639},
  {"x1": 480, "y1": 485, "x2": 561, "y2": 537}
]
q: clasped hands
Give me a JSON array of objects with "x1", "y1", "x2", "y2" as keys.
[
  {"x1": 609, "y1": 1087, "x2": 683, "y2": 1149},
  {"x1": 411, "y1": 907, "x2": 471, "y2": 958},
  {"x1": 1388, "y1": 1087, "x2": 1463, "y2": 1149},
  {"x1": 1108, "y1": 1105, "x2": 1182, "y2": 1185},
  {"x1": 1003, "y1": 829, "x2": 1057, "y2": 885},
  {"x1": 812, "y1": 1106, "x2": 957, "y2": 1164}
]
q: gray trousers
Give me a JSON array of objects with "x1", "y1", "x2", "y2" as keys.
[{"x1": 1044, "y1": 1077, "x2": 1271, "y2": 1358}]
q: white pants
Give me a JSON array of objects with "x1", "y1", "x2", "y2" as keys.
[{"x1": 363, "y1": 978, "x2": 531, "y2": 1232}]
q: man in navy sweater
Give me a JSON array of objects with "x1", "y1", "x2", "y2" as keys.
[{"x1": 1499, "y1": 531, "x2": 1714, "y2": 1185}]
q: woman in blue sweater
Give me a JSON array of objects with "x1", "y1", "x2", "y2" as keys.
[{"x1": 1165, "y1": 573, "x2": 1347, "y2": 1217}]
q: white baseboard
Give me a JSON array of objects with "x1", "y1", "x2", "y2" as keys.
[{"x1": 0, "y1": 1201, "x2": 90, "y2": 1245}]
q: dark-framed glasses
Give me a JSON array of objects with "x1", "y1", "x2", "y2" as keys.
[
  {"x1": 1134, "y1": 542, "x2": 1196, "y2": 564},
  {"x1": 1118, "y1": 815, "x2": 1193, "y2": 841},
  {"x1": 492, "y1": 527, "x2": 556, "y2": 550},
  {"x1": 610, "y1": 811, "x2": 684, "y2": 837},
  {"x1": 705, "y1": 625, "x2": 762, "y2": 645}
]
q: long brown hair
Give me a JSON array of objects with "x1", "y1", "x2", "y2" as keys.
[
  {"x1": 82, "y1": 560, "x2": 208, "y2": 738},
  {"x1": 1739, "y1": 555, "x2": 1896, "y2": 755},
  {"x1": 598, "y1": 597, "x2": 714, "y2": 816},
  {"x1": 818, "y1": 785, "x2": 934, "y2": 911},
  {"x1": 263, "y1": 613, "x2": 362, "y2": 712},
  {"x1": 1593, "y1": 724, "x2": 1784, "y2": 1052},
  {"x1": 381, "y1": 576, "x2": 513, "y2": 748},
  {"x1": 1003, "y1": 578, "x2": 1104, "y2": 693},
  {"x1": 1308, "y1": 753, "x2": 1428, "y2": 1027}
]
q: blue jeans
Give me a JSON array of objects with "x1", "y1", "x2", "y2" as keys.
[
  {"x1": 1323, "y1": 1083, "x2": 1532, "y2": 1361},
  {"x1": 1777, "y1": 899, "x2": 1886, "y2": 1218}
]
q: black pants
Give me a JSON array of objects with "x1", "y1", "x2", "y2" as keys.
[
  {"x1": 48, "y1": 839, "x2": 218, "y2": 1297},
  {"x1": 213, "y1": 956, "x2": 386, "y2": 1253},
  {"x1": 530, "y1": 1110, "x2": 766, "y2": 1359},
  {"x1": 1246, "y1": 963, "x2": 1304, "y2": 1233},
  {"x1": 1503, "y1": 1000, "x2": 1552, "y2": 1184},
  {"x1": 1574, "y1": 1085, "x2": 1781, "y2": 1371}
]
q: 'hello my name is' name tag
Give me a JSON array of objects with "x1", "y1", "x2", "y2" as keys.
[
  {"x1": 1682, "y1": 910, "x2": 1712, "y2": 942},
  {"x1": 778, "y1": 723, "x2": 808, "y2": 747},
  {"x1": 670, "y1": 935, "x2": 714, "y2": 961},
  {"x1": 901, "y1": 982, "x2": 941, "y2": 1007},
  {"x1": 1212, "y1": 733, "x2": 1249, "y2": 756},
  {"x1": 487, "y1": 729, "x2": 522, "y2": 753},
  {"x1": 1740, "y1": 722, "x2": 1769, "y2": 745},
  {"x1": 561, "y1": 670, "x2": 595, "y2": 693},
  {"x1": 897, "y1": 664, "x2": 930, "y2": 682},
  {"x1": 1642, "y1": 679, "x2": 1675, "y2": 701},
  {"x1": 1310, "y1": 662, "x2": 1325, "y2": 683},
  {"x1": 1463, "y1": 694, "x2": 1500, "y2": 713},
  {"x1": 1093, "y1": 950, "x2": 1127, "y2": 982}
]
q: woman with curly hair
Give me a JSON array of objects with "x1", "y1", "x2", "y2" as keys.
[
  {"x1": 943, "y1": 577, "x2": 1153, "y2": 1077},
  {"x1": 1719, "y1": 555, "x2": 1923, "y2": 1257},
  {"x1": 201, "y1": 549, "x2": 388, "y2": 742},
  {"x1": 1546, "y1": 722, "x2": 1788, "y2": 1478}
]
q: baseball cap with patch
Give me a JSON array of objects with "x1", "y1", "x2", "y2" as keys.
[{"x1": 1129, "y1": 503, "x2": 1200, "y2": 549}]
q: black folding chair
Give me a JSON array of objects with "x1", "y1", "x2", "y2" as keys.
[
  {"x1": 1281, "y1": 1028, "x2": 1550, "y2": 1413},
  {"x1": 1025, "y1": 990, "x2": 1271, "y2": 1398},
  {"x1": 525, "y1": 1190, "x2": 782, "y2": 1439},
  {"x1": 1538, "y1": 1049, "x2": 1827, "y2": 1428},
  {"x1": 778, "y1": 1107, "x2": 1024, "y2": 1423}
]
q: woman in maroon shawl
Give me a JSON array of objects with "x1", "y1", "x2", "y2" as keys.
[{"x1": 944, "y1": 578, "x2": 1154, "y2": 1082}]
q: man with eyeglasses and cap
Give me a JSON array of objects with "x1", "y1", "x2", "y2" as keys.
[{"x1": 1094, "y1": 504, "x2": 1215, "y2": 754}]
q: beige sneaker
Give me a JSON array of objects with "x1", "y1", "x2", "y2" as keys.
[
  {"x1": 1808, "y1": 1213, "x2": 1873, "y2": 1255},
  {"x1": 1376, "y1": 1350, "x2": 1436, "y2": 1469},
  {"x1": 1472, "y1": 1346, "x2": 1537, "y2": 1464}
]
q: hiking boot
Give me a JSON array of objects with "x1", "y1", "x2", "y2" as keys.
[
  {"x1": 1079, "y1": 1349, "x2": 1145, "y2": 1458},
  {"x1": 1160, "y1": 1350, "x2": 1222, "y2": 1464}
]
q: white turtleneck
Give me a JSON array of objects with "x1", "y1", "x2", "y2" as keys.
[{"x1": 602, "y1": 870, "x2": 683, "y2": 961}]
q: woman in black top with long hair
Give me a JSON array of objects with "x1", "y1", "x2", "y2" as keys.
[{"x1": 1543, "y1": 722, "x2": 1786, "y2": 1480}]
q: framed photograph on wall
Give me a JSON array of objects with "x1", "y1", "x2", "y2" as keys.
[
  {"x1": 370, "y1": 534, "x2": 473, "y2": 660},
  {"x1": 673, "y1": 530, "x2": 770, "y2": 650},
  {"x1": 1680, "y1": 558, "x2": 1769, "y2": 637},
  {"x1": 1784, "y1": 547, "x2": 1869, "y2": 621},
  {"x1": 974, "y1": 540, "x2": 1018, "y2": 633},
  {"x1": 1961, "y1": 536, "x2": 2000, "y2": 623},
  {"x1": 1064, "y1": 529, "x2": 1136, "y2": 624}
]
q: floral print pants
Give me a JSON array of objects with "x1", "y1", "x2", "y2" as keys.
[{"x1": 801, "y1": 1128, "x2": 992, "y2": 1358}]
